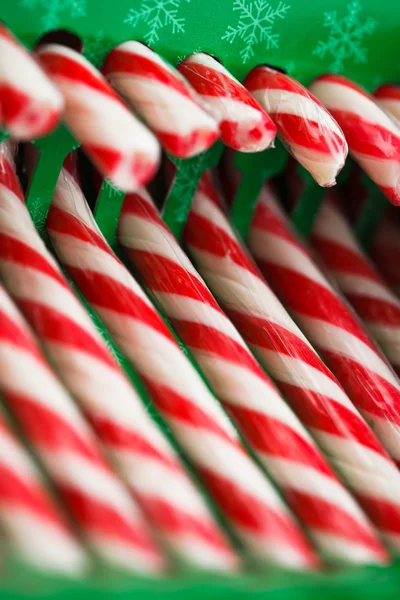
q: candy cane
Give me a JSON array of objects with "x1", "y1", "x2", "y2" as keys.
[
  {"x1": 247, "y1": 186, "x2": 400, "y2": 474},
  {"x1": 371, "y1": 210, "x2": 400, "y2": 297},
  {"x1": 309, "y1": 196, "x2": 400, "y2": 382},
  {"x1": 47, "y1": 168, "x2": 318, "y2": 570},
  {"x1": 0, "y1": 24, "x2": 63, "y2": 139},
  {"x1": 243, "y1": 66, "x2": 348, "y2": 187},
  {"x1": 178, "y1": 53, "x2": 276, "y2": 153},
  {"x1": 102, "y1": 42, "x2": 219, "y2": 158},
  {"x1": 184, "y1": 173, "x2": 400, "y2": 550},
  {"x1": 0, "y1": 209, "x2": 164, "y2": 573},
  {"x1": 118, "y1": 186, "x2": 387, "y2": 564},
  {"x1": 374, "y1": 84, "x2": 400, "y2": 123},
  {"x1": 309, "y1": 74, "x2": 400, "y2": 206},
  {"x1": 36, "y1": 44, "x2": 160, "y2": 192},
  {"x1": 0, "y1": 150, "x2": 237, "y2": 573},
  {"x1": 0, "y1": 397, "x2": 85, "y2": 575}
]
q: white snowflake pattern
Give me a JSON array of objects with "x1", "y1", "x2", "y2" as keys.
[
  {"x1": 222, "y1": 1, "x2": 291, "y2": 64},
  {"x1": 21, "y1": 0, "x2": 87, "y2": 31},
  {"x1": 313, "y1": 1, "x2": 376, "y2": 72},
  {"x1": 84, "y1": 31, "x2": 113, "y2": 68},
  {"x1": 124, "y1": 0, "x2": 191, "y2": 46},
  {"x1": 169, "y1": 153, "x2": 208, "y2": 203},
  {"x1": 29, "y1": 197, "x2": 47, "y2": 233}
]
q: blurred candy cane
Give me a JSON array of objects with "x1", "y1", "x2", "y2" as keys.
[
  {"x1": 247, "y1": 185, "x2": 400, "y2": 474},
  {"x1": 0, "y1": 148, "x2": 237, "y2": 572},
  {"x1": 0, "y1": 24, "x2": 63, "y2": 139},
  {"x1": 102, "y1": 42, "x2": 219, "y2": 158},
  {"x1": 0, "y1": 394, "x2": 85, "y2": 575},
  {"x1": 47, "y1": 167, "x2": 318, "y2": 570},
  {"x1": 178, "y1": 53, "x2": 276, "y2": 152},
  {"x1": 184, "y1": 173, "x2": 400, "y2": 550},
  {"x1": 118, "y1": 186, "x2": 387, "y2": 564},
  {"x1": 243, "y1": 66, "x2": 348, "y2": 187},
  {"x1": 0, "y1": 230, "x2": 164, "y2": 573},
  {"x1": 310, "y1": 196, "x2": 400, "y2": 379},
  {"x1": 36, "y1": 44, "x2": 160, "y2": 192},
  {"x1": 371, "y1": 210, "x2": 400, "y2": 297},
  {"x1": 309, "y1": 74, "x2": 400, "y2": 205},
  {"x1": 375, "y1": 84, "x2": 400, "y2": 123}
]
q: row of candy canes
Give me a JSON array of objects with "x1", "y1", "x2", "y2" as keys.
[{"x1": 0, "y1": 141, "x2": 238, "y2": 572}]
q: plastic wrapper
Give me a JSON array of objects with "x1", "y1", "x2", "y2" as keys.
[
  {"x1": 0, "y1": 23, "x2": 63, "y2": 140},
  {"x1": 184, "y1": 170, "x2": 400, "y2": 551},
  {"x1": 102, "y1": 42, "x2": 220, "y2": 158},
  {"x1": 36, "y1": 43, "x2": 160, "y2": 192},
  {"x1": 117, "y1": 183, "x2": 387, "y2": 565},
  {"x1": 309, "y1": 74, "x2": 400, "y2": 206},
  {"x1": 243, "y1": 66, "x2": 348, "y2": 187},
  {"x1": 45, "y1": 159, "x2": 319, "y2": 571},
  {"x1": 178, "y1": 53, "x2": 277, "y2": 153}
]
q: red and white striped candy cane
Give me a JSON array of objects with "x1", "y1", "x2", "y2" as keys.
[
  {"x1": 0, "y1": 253, "x2": 164, "y2": 573},
  {"x1": 0, "y1": 151, "x2": 237, "y2": 572},
  {"x1": 178, "y1": 53, "x2": 276, "y2": 153},
  {"x1": 184, "y1": 173, "x2": 400, "y2": 550},
  {"x1": 371, "y1": 210, "x2": 400, "y2": 297},
  {"x1": 243, "y1": 66, "x2": 348, "y2": 187},
  {"x1": 0, "y1": 396, "x2": 85, "y2": 574},
  {"x1": 375, "y1": 84, "x2": 400, "y2": 123},
  {"x1": 36, "y1": 44, "x2": 160, "y2": 192},
  {"x1": 309, "y1": 196, "x2": 400, "y2": 383},
  {"x1": 102, "y1": 42, "x2": 219, "y2": 158},
  {"x1": 0, "y1": 24, "x2": 63, "y2": 139},
  {"x1": 248, "y1": 186, "x2": 400, "y2": 473},
  {"x1": 47, "y1": 168, "x2": 319, "y2": 571},
  {"x1": 118, "y1": 187, "x2": 387, "y2": 564},
  {"x1": 309, "y1": 74, "x2": 400, "y2": 206}
]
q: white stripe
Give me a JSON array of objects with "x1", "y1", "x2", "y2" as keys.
[
  {"x1": 184, "y1": 52, "x2": 236, "y2": 79},
  {"x1": 352, "y1": 153, "x2": 400, "y2": 190},
  {"x1": 313, "y1": 201, "x2": 360, "y2": 250},
  {"x1": 336, "y1": 273, "x2": 400, "y2": 306},
  {"x1": 360, "y1": 410, "x2": 400, "y2": 462},
  {"x1": 90, "y1": 534, "x2": 162, "y2": 573},
  {"x1": 165, "y1": 535, "x2": 237, "y2": 571},
  {"x1": 284, "y1": 141, "x2": 344, "y2": 186},
  {"x1": 309, "y1": 80, "x2": 400, "y2": 135},
  {"x1": 0, "y1": 427, "x2": 43, "y2": 483},
  {"x1": 192, "y1": 189, "x2": 236, "y2": 237},
  {"x1": 378, "y1": 98, "x2": 400, "y2": 122},
  {"x1": 198, "y1": 94, "x2": 266, "y2": 124},
  {"x1": 310, "y1": 532, "x2": 381, "y2": 564},
  {"x1": 364, "y1": 323, "x2": 400, "y2": 366},
  {"x1": 238, "y1": 531, "x2": 312, "y2": 568}
]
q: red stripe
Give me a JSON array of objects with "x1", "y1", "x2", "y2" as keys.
[
  {"x1": 4, "y1": 391, "x2": 102, "y2": 463},
  {"x1": 122, "y1": 193, "x2": 173, "y2": 236},
  {"x1": 254, "y1": 258, "x2": 377, "y2": 351},
  {"x1": 198, "y1": 466, "x2": 317, "y2": 565},
  {"x1": 142, "y1": 378, "x2": 236, "y2": 446},
  {"x1": 346, "y1": 294, "x2": 400, "y2": 327},
  {"x1": 16, "y1": 299, "x2": 117, "y2": 369},
  {"x1": 269, "y1": 113, "x2": 345, "y2": 155},
  {"x1": 0, "y1": 464, "x2": 63, "y2": 527},
  {"x1": 38, "y1": 50, "x2": 119, "y2": 102},
  {"x1": 64, "y1": 266, "x2": 173, "y2": 342},
  {"x1": 58, "y1": 485, "x2": 157, "y2": 553},
  {"x1": 0, "y1": 309, "x2": 44, "y2": 361},
  {"x1": 0, "y1": 233, "x2": 69, "y2": 288},
  {"x1": 90, "y1": 415, "x2": 180, "y2": 471},
  {"x1": 356, "y1": 493, "x2": 400, "y2": 535},
  {"x1": 0, "y1": 84, "x2": 59, "y2": 138},
  {"x1": 0, "y1": 155, "x2": 25, "y2": 202},
  {"x1": 155, "y1": 128, "x2": 219, "y2": 158},
  {"x1": 327, "y1": 110, "x2": 400, "y2": 159},
  {"x1": 103, "y1": 48, "x2": 193, "y2": 100},
  {"x1": 375, "y1": 84, "x2": 400, "y2": 101},
  {"x1": 185, "y1": 211, "x2": 261, "y2": 278},
  {"x1": 179, "y1": 62, "x2": 264, "y2": 110}
]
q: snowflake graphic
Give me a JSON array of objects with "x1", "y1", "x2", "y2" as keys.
[
  {"x1": 103, "y1": 180, "x2": 121, "y2": 199},
  {"x1": 83, "y1": 31, "x2": 114, "y2": 68},
  {"x1": 21, "y1": 0, "x2": 87, "y2": 31},
  {"x1": 169, "y1": 152, "x2": 208, "y2": 204},
  {"x1": 313, "y1": 1, "x2": 377, "y2": 72},
  {"x1": 29, "y1": 197, "x2": 47, "y2": 234},
  {"x1": 222, "y1": 1, "x2": 291, "y2": 64},
  {"x1": 125, "y1": 0, "x2": 191, "y2": 46}
]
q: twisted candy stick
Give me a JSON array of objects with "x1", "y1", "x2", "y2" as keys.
[
  {"x1": 243, "y1": 66, "x2": 348, "y2": 187},
  {"x1": 375, "y1": 84, "x2": 400, "y2": 123},
  {"x1": 0, "y1": 24, "x2": 63, "y2": 139},
  {"x1": 0, "y1": 223, "x2": 164, "y2": 573},
  {"x1": 310, "y1": 196, "x2": 400, "y2": 380},
  {"x1": 0, "y1": 152, "x2": 237, "y2": 572},
  {"x1": 118, "y1": 187, "x2": 387, "y2": 564},
  {"x1": 36, "y1": 44, "x2": 160, "y2": 192},
  {"x1": 184, "y1": 174, "x2": 400, "y2": 550},
  {"x1": 178, "y1": 53, "x2": 276, "y2": 152},
  {"x1": 47, "y1": 168, "x2": 319, "y2": 571},
  {"x1": 0, "y1": 393, "x2": 85, "y2": 574},
  {"x1": 309, "y1": 74, "x2": 400, "y2": 205},
  {"x1": 370, "y1": 210, "x2": 400, "y2": 297},
  {"x1": 102, "y1": 42, "x2": 219, "y2": 158},
  {"x1": 248, "y1": 186, "x2": 400, "y2": 471}
]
